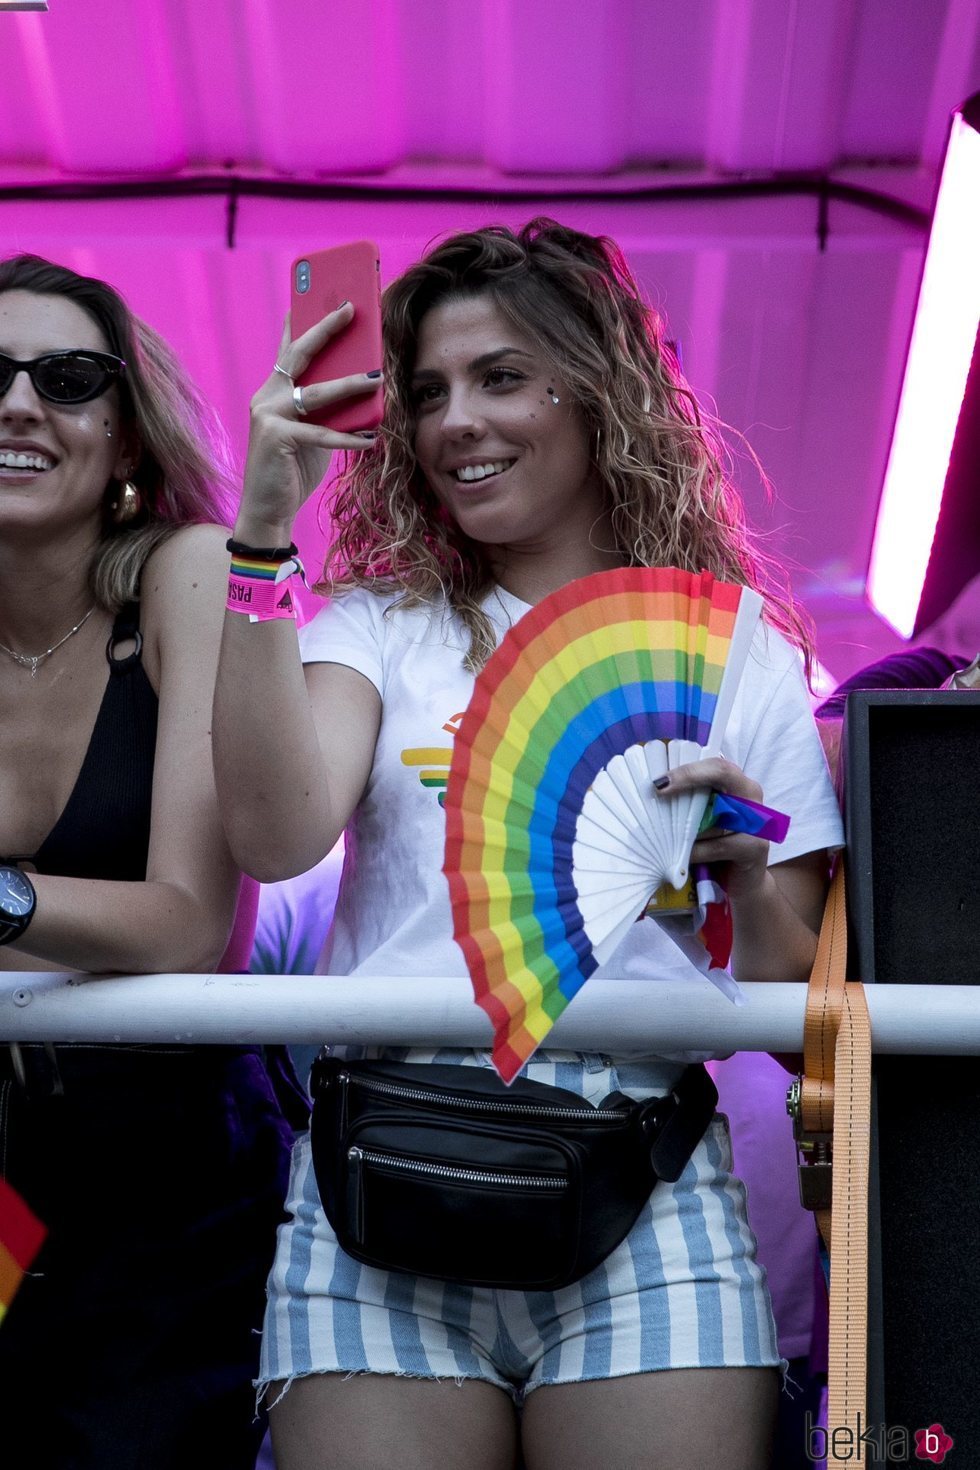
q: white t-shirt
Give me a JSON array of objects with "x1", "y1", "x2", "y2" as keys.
[{"x1": 299, "y1": 585, "x2": 844, "y2": 1056}]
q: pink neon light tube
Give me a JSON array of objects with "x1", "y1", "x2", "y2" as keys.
[{"x1": 868, "y1": 108, "x2": 980, "y2": 638}]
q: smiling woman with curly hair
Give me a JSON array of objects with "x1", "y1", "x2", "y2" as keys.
[
  {"x1": 214, "y1": 217, "x2": 843, "y2": 1470},
  {"x1": 324, "y1": 219, "x2": 812, "y2": 675}
]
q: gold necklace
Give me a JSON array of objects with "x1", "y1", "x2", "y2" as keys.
[{"x1": 0, "y1": 607, "x2": 97, "y2": 678}]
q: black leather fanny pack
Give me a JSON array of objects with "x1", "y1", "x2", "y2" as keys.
[{"x1": 309, "y1": 1056, "x2": 718, "y2": 1291}]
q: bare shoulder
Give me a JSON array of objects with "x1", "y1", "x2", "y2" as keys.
[
  {"x1": 140, "y1": 523, "x2": 230, "y2": 672},
  {"x1": 142, "y1": 522, "x2": 230, "y2": 598}
]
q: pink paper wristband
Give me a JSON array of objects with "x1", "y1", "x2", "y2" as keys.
[{"x1": 226, "y1": 571, "x2": 298, "y2": 621}]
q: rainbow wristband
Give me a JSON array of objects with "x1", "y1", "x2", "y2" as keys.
[{"x1": 226, "y1": 553, "x2": 305, "y2": 622}]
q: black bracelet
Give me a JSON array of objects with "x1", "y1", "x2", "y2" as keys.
[{"x1": 226, "y1": 537, "x2": 298, "y2": 561}]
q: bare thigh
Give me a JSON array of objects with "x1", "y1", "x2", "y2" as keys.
[
  {"x1": 521, "y1": 1367, "x2": 778, "y2": 1470},
  {"x1": 268, "y1": 1372, "x2": 520, "y2": 1470}
]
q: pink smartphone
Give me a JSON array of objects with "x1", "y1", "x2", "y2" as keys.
[{"x1": 290, "y1": 240, "x2": 384, "y2": 433}]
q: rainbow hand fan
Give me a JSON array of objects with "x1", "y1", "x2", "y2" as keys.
[{"x1": 443, "y1": 566, "x2": 764, "y2": 1083}]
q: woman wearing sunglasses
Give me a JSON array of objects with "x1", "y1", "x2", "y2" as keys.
[{"x1": 0, "y1": 255, "x2": 296, "y2": 1469}]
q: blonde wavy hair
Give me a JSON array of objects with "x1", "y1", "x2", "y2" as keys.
[
  {"x1": 0, "y1": 254, "x2": 234, "y2": 612},
  {"x1": 323, "y1": 218, "x2": 813, "y2": 674}
]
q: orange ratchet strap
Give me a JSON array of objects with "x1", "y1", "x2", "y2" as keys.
[{"x1": 787, "y1": 861, "x2": 872, "y2": 1444}]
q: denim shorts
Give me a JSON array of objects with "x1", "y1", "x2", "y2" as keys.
[{"x1": 258, "y1": 1048, "x2": 782, "y2": 1404}]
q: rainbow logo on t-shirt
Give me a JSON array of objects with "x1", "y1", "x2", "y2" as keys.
[
  {"x1": 400, "y1": 747, "x2": 452, "y2": 806},
  {"x1": 400, "y1": 714, "x2": 465, "y2": 808}
]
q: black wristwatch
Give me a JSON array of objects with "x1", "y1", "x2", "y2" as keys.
[{"x1": 0, "y1": 864, "x2": 36, "y2": 946}]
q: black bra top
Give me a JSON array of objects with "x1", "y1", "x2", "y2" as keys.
[{"x1": 33, "y1": 602, "x2": 158, "y2": 881}]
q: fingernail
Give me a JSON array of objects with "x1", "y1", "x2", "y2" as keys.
[
  {"x1": 356, "y1": 431, "x2": 377, "y2": 440},
  {"x1": 337, "y1": 299, "x2": 351, "y2": 310},
  {"x1": 653, "y1": 776, "x2": 670, "y2": 790},
  {"x1": 365, "y1": 369, "x2": 382, "y2": 379}
]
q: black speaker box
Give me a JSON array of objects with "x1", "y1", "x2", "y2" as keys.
[{"x1": 844, "y1": 690, "x2": 980, "y2": 1455}]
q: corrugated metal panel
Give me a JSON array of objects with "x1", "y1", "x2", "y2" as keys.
[{"x1": 4, "y1": 0, "x2": 976, "y2": 177}]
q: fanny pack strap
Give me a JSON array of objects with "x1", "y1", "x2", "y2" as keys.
[{"x1": 637, "y1": 1062, "x2": 718, "y2": 1182}]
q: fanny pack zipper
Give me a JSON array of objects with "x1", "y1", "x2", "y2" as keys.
[
  {"x1": 337, "y1": 1069, "x2": 628, "y2": 1124},
  {"x1": 347, "y1": 1145, "x2": 568, "y2": 1190}
]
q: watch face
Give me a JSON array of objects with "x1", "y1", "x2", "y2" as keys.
[{"x1": 0, "y1": 867, "x2": 34, "y2": 918}]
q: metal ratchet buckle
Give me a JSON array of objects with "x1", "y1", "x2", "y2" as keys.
[
  {"x1": 786, "y1": 1075, "x2": 833, "y2": 1212},
  {"x1": 7, "y1": 1042, "x2": 64, "y2": 1099}
]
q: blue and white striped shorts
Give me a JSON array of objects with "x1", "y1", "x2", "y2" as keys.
[{"x1": 258, "y1": 1049, "x2": 781, "y2": 1404}]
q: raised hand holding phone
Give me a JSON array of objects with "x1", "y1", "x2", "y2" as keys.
[
  {"x1": 290, "y1": 241, "x2": 384, "y2": 431},
  {"x1": 238, "y1": 241, "x2": 383, "y2": 544}
]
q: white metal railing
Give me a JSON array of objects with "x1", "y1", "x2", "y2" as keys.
[{"x1": 2, "y1": 973, "x2": 980, "y2": 1053}]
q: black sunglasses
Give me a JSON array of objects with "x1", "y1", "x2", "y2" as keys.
[{"x1": 0, "y1": 349, "x2": 127, "y2": 405}]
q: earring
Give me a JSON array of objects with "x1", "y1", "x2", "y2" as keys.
[
  {"x1": 547, "y1": 387, "x2": 560, "y2": 405},
  {"x1": 104, "y1": 419, "x2": 112, "y2": 439},
  {"x1": 110, "y1": 481, "x2": 141, "y2": 524}
]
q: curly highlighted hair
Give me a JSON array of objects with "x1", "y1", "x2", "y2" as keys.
[
  {"x1": 0, "y1": 254, "x2": 234, "y2": 612},
  {"x1": 322, "y1": 218, "x2": 813, "y2": 673}
]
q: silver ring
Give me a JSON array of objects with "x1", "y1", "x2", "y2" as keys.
[
  {"x1": 273, "y1": 363, "x2": 293, "y2": 382},
  {"x1": 292, "y1": 384, "x2": 308, "y2": 417}
]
